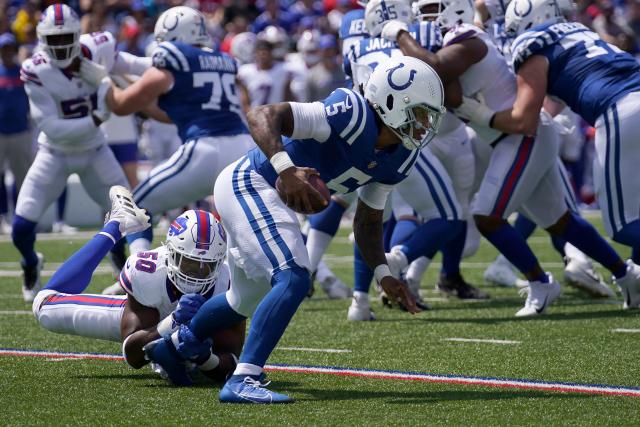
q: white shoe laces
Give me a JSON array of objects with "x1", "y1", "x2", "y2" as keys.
[{"x1": 243, "y1": 376, "x2": 271, "y2": 388}]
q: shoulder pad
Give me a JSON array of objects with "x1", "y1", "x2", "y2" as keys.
[
  {"x1": 80, "y1": 32, "x2": 117, "y2": 69},
  {"x1": 20, "y1": 57, "x2": 44, "y2": 86},
  {"x1": 443, "y1": 23, "x2": 482, "y2": 47},
  {"x1": 119, "y1": 251, "x2": 165, "y2": 308},
  {"x1": 510, "y1": 23, "x2": 576, "y2": 71},
  {"x1": 152, "y1": 41, "x2": 191, "y2": 73},
  {"x1": 323, "y1": 88, "x2": 371, "y2": 145}
]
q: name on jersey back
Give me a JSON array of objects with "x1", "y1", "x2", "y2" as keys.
[{"x1": 198, "y1": 55, "x2": 236, "y2": 73}]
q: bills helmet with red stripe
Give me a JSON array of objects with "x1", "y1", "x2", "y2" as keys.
[
  {"x1": 37, "y1": 3, "x2": 81, "y2": 68},
  {"x1": 165, "y1": 210, "x2": 226, "y2": 295}
]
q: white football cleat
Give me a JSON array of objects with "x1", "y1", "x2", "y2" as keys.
[
  {"x1": 385, "y1": 246, "x2": 408, "y2": 279},
  {"x1": 102, "y1": 282, "x2": 126, "y2": 295},
  {"x1": 347, "y1": 293, "x2": 376, "y2": 321},
  {"x1": 564, "y1": 256, "x2": 615, "y2": 298},
  {"x1": 105, "y1": 186, "x2": 150, "y2": 237},
  {"x1": 52, "y1": 221, "x2": 78, "y2": 234},
  {"x1": 319, "y1": 275, "x2": 352, "y2": 299},
  {"x1": 22, "y1": 252, "x2": 44, "y2": 303},
  {"x1": 614, "y1": 261, "x2": 640, "y2": 309},
  {"x1": 483, "y1": 255, "x2": 518, "y2": 287},
  {"x1": 515, "y1": 274, "x2": 561, "y2": 317}
]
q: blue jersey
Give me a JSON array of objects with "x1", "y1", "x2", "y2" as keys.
[
  {"x1": 247, "y1": 88, "x2": 418, "y2": 194},
  {"x1": 0, "y1": 63, "x2": 29, "y2": 134},
  {"x1": 344, "y1": 21, "x2": 442, "y2": 82},
  {"x1": 151, "y1": 41, "x2": 247, "y2": 142},
  {"x1": 339, "y1": 9, "x2": 367, "y2": 43},
  {"x1": 511, "y1": 22, "x2": 640, "y2": 125}
]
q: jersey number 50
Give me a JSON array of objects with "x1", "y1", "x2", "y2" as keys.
[{"x1": 193, "y1": 72, "x2": 242, "y2": 116}]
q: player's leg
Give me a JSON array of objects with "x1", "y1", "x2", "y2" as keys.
[{"x1": 12, "y1": 147, "x2": 69, "y2": 301}]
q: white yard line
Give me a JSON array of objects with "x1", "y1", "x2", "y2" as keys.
[
  {"x1": 277, "y1": 346, "x2": 352, "y2": 354},
  {"x1": 611, "y1": 328, "x2": 640, "y2": 333},
  {"x1": 0, "y1": 266, "x2": 113, "y2": 278},
  {"x1": 0, "y1": 310, "x2": 31, "y2": 315},
  {"x1": 443, "y1": 337, "x2": 521, "y2": 345}
]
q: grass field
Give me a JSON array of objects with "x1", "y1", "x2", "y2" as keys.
[{"x1": 1, "y1": 217, "x2": 639, "y2": 426}]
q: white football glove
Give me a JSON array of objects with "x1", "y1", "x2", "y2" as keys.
[
  {"x1": 92, "y1": 77, "x2": 112, "y2": 124},
  {"x1": 454, "y1": 94, "x2": 495, "y2": 127},
  {"x1": 381, "y1": 20, "x2": 409, "y2": 42},
  {"x1": 80, "y1": 57, "x2": 108, "y2": 87},
  {"x1": 552, "y1": 112, "x2": 576, "y2": 135}
]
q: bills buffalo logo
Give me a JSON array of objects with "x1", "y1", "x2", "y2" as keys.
[{"x1": 168, "y1": 217, "x2": 188, "y2": 236}]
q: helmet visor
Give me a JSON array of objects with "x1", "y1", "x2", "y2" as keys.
[
  {"x1": 397, "y1": 104, "x2": 444, "y2": 149},
  {"x1": 178, "y1": 255, "x2": 218, "y2": 280},
  {"x1": 45, "y1": 33, "x2": 78, "y2": 62}
]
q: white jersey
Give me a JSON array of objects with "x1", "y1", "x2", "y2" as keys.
[
  {"x1": 20, "y1": 31, "x2": 150, "y2": 153},
  {"x1": 118, "y1": 245, "x2": 230, "y2": 318},
  {"x1": 101, "y1": 114, "x2": 138, "y2": 145},
  {"x1": 443, "y1": 24, "x2": 516, "y2": 144},
  {"x1": 237, "y1": 62, "x2": 291, "y2": 106}
]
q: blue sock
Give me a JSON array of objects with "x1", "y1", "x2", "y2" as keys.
[
  {"x1": 190, "y1": 292, "x2": 247, "y2": 341},
  {"x1": 353, "y1": 244, "x2": 373, "y2": 293},
  {"x1": 441, "y1": 223, "x2": 466, "y2": 277},
  {"x1": 560, "y1": 213, "x2": 624, "y2": 278},
  {"x1": 239, "y1": 265, "x2": 310, "y2": 367},
  {"x1": 613, "y1": 220, "x2": 640, "y2": 248},
  {"x1": 383, "y1": 216, "x2": 396, "y2": 252},
  {"x1": 400, "y1": 219, "x2": 463, "y2": 263},
  {"x1": 56, "y1": 188, "x2": 67, "y2": 222},
  {"x1": 482, "y1": 222, "x2": 546, "y2": 282},
  {"x1": 390, "y1": 219, "x2": 419, "y2": 248},
  {"x1": 45, "y1": 221, "x2": 122, "y2": 293},
  {"x1": 514, "y1": 214, "x2": 536, "y2": 240},
  {"x1": 550, "y1": 235, "x2": 567, "y2": 258},
  {"x1": 0, "y1": 173, "x2": 7, "y2": 215},
  {"x1": 307, "y1": 200, "x2": 346, "y2": 236},
  {"x1": 12, "y1": 215, "x2": 38, "y2": 266}
]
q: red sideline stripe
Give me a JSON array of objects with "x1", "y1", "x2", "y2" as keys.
[
  {"x1": 1, "y1": 348, "x2": 639, "y2": 398},
  {"x1": 491, "y1": 136, "x2": 534, "y2": 217}
]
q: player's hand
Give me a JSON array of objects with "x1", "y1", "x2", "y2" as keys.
[
  {"x1": 381, "y1": 20, "x2": 409, "y2": 42},
  {"x1": 172, "y1": 324, "x2": 212, "y2": 361},
  {"x1": 278, "y1": 167, "x2": 326, "y2": 214},
  {"x1": 453, "y1": 94, "x2": 494, "y2": 127},
  {"x1": 173, "y1": 293, "x2": 206, "y2": 325},
  {"x1": 79, "y1": 57, "x2": 108, "y2": 87},
  {"x1": 92, "y1": 77, "x2": 112, "y2": 125},
  {"x1": 378, "y1": 276, "x2": 421, "y2": 314}
]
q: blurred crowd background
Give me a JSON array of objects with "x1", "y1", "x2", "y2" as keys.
[{"x1": 1, "y1": 0, "x2": 640, "y2": 231}]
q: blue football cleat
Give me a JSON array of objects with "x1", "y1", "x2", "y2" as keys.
[
  {"x1": 143, "y1": 337, "x2": 192, "y2": 386},
  {"x1": 219, "y1": 374, "x2": 294, "y2": 404}
]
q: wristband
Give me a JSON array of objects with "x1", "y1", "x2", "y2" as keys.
[
  {"x1": 374, "y1": 264, "x2": 392, "y2": 283},
  {"x1": 198, "y1": 352, "x2": 220, "y2": 371},
  {"x1": 270, "y1": 151, "x2": 295, "y2": 174},
  {"x1": 156, "y1": 314, "x2": 177, "y2": 339}
]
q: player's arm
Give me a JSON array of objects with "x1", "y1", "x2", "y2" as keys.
[
  {"x1": 105, "y1": 67, "x2": 173, "y2": 116},
  {"x1": 353, "y1": 191, "x2": 419, "y2": 313},
  {"x1": 120, "y1": 295, "x2": 161, "y2": 369},
  {"x1": 246, "y1": 101, "x2": 327, "y2": 213},
  {"x1": 488, "y1": 55, "x2": 549, "y2": 135},
  {"x1": 395, "y1": 30, "x2": 487, "y2": 85}
]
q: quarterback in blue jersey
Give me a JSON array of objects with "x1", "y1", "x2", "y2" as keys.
[
  {"x1": 456, "y1": 0, "x2": 640, "y2": 309},
  {"x1": 146, "y1": 55, "x2": 446, "y2": 403},
  {"x1": 95, "y1": 6, "x2": 255, "y2": 258}
]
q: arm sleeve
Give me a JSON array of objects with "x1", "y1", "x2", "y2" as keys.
[
  {"x1": 357, "y1": 182, "x2": 393, "y2": 211},
  {"x1": 289, "y1": 101, "x2": 331, "y2": 142},
  {"x1": 25, "y1": 83, "x2": 96, "y2": 143},
  {"x1": 112, "y1": 51, "x2": 152, "y2": 76}
]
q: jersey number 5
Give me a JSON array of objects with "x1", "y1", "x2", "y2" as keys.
[
  {"x1": 193, "y1": 72, "x2": 242, "y2": 115},
  {"x1": 326, "y1": 166, "x2": 372, "y2": 194}
]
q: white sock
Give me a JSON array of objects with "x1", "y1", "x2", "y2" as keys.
[
  {"x1": 306, "y1": 229, "x2": 333, "y2": 272},
  {"x1": 353, "y1": 291, "x2": 370, "y2": 305},
  {"x1": 316, "y1": 259, "x2": 336, "y2": 283},
  {"x1": 564, "y1": 242, "x2": 589, "y2": 264},
  {"x1": 233, "y1": 362, "x2": 263, "y2": 377},
  {"x1": 406, "y1": 256, "x2": 431, "y2": 283},
  {"x1": 129, "y1": 238, "x2": 151, "y2": 255}
]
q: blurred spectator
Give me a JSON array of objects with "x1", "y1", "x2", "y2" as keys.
[
  {"x1": 11, "y1": 0, "x2": 39, "y2": 44},
  {"x1": 591, "y1": 0, "x2": 635, "y2": 50},
  {"x1": 306, "y1": 34, "x2": 343, "y2": 101},
  {"x1": 252, "y1": 0, "x2": 297, "y2": 33},
  {"x1": 0, "y1": 33, "x2": 33, "y2": 230}
]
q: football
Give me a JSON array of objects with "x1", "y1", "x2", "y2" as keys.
[{"x1": 276, "y1": 174, "x2": 331, "y2": 214}]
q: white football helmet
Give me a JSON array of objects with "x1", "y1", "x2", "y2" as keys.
[
  {"x1": 231, "y1": 32, "x2": 257, "y2": 65},
  {"x1": 257, "y1": 25, "x2": 289, "y2": 60},
  {"x1": 165, "y1": 210, "x2": 226, "y2": 295},
  {"x1": 37, "y1": 4, "x2": 81, "y2": 68},
  {"x1": 154, "y1": 6, "x2": 210, "y2": 46},
  {"x1": 412, "y1": 0, "x2": 474, "y2": 30},
  {"x1": 365, "y1": 0, "x2": 415, "y2": 37},
  {"x1": 505, "y1": 0, "x2": 563, "y2": 37},
  {"x1": 364, "y1": 56, "x2": 446, "y2": 150}
]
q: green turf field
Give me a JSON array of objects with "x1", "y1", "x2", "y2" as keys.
[{"x1": 1, "y1": 217, "x2": 639, "y2": 426}]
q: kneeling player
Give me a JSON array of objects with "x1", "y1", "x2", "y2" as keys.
[{"x1": 32, "y1": 186, "x2": 244, "y2": 384}]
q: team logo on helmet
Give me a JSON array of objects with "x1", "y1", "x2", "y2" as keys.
[
  {"x1": 168, "y1": 217, "x2": 188, "y2": 236},
  {"x1": 162, "y1": 13, "x2": 180, "y2": 32},
  {"x1": 387, "y1": 63, "x2": 417, "y2": 91},
  {"x1": 514, "y1": 0, "x2": 533, "y2": 17}
]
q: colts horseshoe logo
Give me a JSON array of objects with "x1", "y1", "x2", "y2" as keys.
[
  {"x1": 163, "y1": 13, "x2": 179, "y2": 31},
  {"x1": 387, "y1": 63, "x2": 417, "y2": 90},
  {"x1": 514, "y1": 0, "x2": 532, "y2": 17}
]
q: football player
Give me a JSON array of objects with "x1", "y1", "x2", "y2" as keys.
[
  {"x1": 12, "y1": 4, "x2": 151, "y2": 302},
  {"x1": 460, "y1": 0, "x2": 640, "y2": 308},
  {"x1": 90, "y1": 6, "x2": 255, "y2": 258},
  {"x1": 379, "y1": 0, "x2": 637, "y2": 315},
  {"x1": 147, "y1": 56, "x2": 444, "y2": 403},
  {"x1": 33, "y1": 186, "x2": 244, "y2": 385}
]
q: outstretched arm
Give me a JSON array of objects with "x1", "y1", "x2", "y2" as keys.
[{"x1": 106, "y1": 67, "x2": 173, "y2": 116}]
